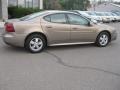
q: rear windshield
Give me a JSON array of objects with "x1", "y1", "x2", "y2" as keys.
[{"x1": 19, "y1": 11, "x2": 47, "y2": 21}]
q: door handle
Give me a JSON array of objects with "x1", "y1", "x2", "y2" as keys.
[
  {"x1": 46, "y1": 26, "x2": 52, "y2": 28},
  {"x1": 72, "y1": 27, "x2": 78, "y2": 30}
]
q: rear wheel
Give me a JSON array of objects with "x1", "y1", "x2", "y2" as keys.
[
  {"x1": 25, "y1": 34, "x2": 46, "y2": 53},
  {"x1": 96, "y1": 32, "x2": 110, "y2": 47}
]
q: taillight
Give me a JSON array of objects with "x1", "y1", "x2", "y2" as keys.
[{"x1": 5, "y1": 23, "x2": 15, "y2": 32}]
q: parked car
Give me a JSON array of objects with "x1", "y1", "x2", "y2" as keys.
[
  {"x1": 70, "y1": 10, "x2": 98, "y2": 23},
  {"x1": 3, "y1": 11, "x2": 117, "y2": 53},
  {"x1": 72, "y1": 10, "x2": 92, "y2": 19},
  {"x1": 96, "y1": 12, "x2": 111, "y2": 23},
  {"x1": 105, "y1": 12, "x2": 117, "y2": 22},
  {"x1": 73, "y1": 10, "x2": 102, "y2": 22},
  {"x1": 86, "y1": 11, "x2": 103, "y2": 22},
  {"x1": 112, "y1": 12, "x2": 120, "y2": 22}
]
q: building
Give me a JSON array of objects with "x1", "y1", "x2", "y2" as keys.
[
  {"x1": 88, "y1": 3, "x2": 120, "y2": 12},
  {"x1": 8, "y1": 0, "x2": 43, "y2": 9},
  {"x1": 0, "y1": 0, "x2": 43, "y2": 20}
]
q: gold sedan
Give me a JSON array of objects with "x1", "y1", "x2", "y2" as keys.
[{"x1": 3, "y1": 11, "x2": 117, "y2": 53}]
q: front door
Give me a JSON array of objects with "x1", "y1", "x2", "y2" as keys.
[{"x1": 67, "y1": 13, "x2": 97, "y2": 42}]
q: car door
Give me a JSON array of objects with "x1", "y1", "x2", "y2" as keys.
[
  {"x1": 67, "y1": 13, "x2": 97, "y2": 42},
  {"x1": 41, "y1": 13, "x2": 71, "y2": 45}
]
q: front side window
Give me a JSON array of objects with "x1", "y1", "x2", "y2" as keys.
[{"x1": 67, "y1": 14, "x2": 89, "y2": 25}]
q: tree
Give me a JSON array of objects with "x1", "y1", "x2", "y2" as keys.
[
  {"x1": 59, "y1": 0, "x2": 90, "y2": 10},
  {"x1": 44, "y1": 0, "x2": 62, "y2": 9},
  {"x1": 44, "y1": 0, "x2": 90, "y2": 10}
]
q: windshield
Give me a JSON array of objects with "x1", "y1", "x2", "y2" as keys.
[
  {"x1": 19, "y1": 11, "x2": 47, "y2": 21},
  {"x1": 78, "y1": 11, "x2": 90, "y2": 17},
  {"x1": 87, "y1": 12, "x2": 96, "y2": 16},
  {"x1": 95, "y1": 12, "x2": 103, "y2": 16},
  {"x1": 104, "y1": 13, "x2": 111, "y2": 16}
]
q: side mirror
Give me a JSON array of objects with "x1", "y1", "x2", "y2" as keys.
[{"x1": 88, "y1": 21, "x2": 94, "y2": 26}]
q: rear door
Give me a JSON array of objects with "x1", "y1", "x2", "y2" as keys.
[{"x1": 41, "y1": 13, "x2": 71, "y2": 45}]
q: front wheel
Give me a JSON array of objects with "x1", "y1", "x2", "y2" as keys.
[
  {"x1": 96, "y1": 32, "x2": 110, "y2": 47},
  {"x1": 25, "y1": 34, "x2": 46, "y2": 53}
]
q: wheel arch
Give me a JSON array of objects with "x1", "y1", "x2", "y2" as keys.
[
  {"x1": 97, "y1": 30, "x2": 111, "y2": 42},
  {"x1": 24, "y1": 32, "x2": 48, "y2": 47}
]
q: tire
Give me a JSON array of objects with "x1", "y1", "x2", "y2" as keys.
[
  {"x1": 25, "y1": 34, "x2": 46, "y2": 53},
  {"x1": 96, "y1": 32, "x2": 110, "y2": 47}
]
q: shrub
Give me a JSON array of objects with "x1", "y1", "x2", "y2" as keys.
[{"x1": 8, "y1": 6, "x2": 42, "y2": 19}]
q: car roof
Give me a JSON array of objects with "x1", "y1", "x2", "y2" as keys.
[{"x1": 42, "y1": 10, "x2": 77, "y2": 14}]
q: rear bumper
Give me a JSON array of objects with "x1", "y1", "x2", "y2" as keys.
[{"x1": 2, "y1": 33, "x2": 25, "y2": 47}]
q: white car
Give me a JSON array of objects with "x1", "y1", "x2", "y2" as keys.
[
  {"x1": 111, "y1": 12, "x2": 120, "y2": 22},
  {"x1": 73, "y1": 11, "x2": 101, "y2": 23},
  {"x1": 96, "y1": 12, "x2": 111, "y2": 23},
  {"x1": 73, "y1": 11, "x2": 91, "y2": 19},
  {"x1": 86, "y1": 11, "x2": 103, "y2": 22}
]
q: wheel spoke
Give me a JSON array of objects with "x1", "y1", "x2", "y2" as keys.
[
  {"x1": 30, "y1": 40, "x2": 35, "y2": 45},
  {"x1": 38, "y1": 41, "x2": 42, "y2": 45},
  {"x1": 35, "y1": 38, "x2": 39, "y2": 42}
]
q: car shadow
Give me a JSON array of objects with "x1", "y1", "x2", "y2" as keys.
[
  {"x1": 47, "y1": 43, "x2": 95, "y2": 51},
  {"x1": 3, "y1": 45, "x2": 27, "y2": 53},
  {"x1": 3, "y1": 43, "x2": 95, "y2": 53},
  {"x1": 4, "y1": 42, "x2": 117, "y2": 53}
]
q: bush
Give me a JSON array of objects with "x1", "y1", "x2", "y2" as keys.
[{"x1": 8, "y1": 6, "x2": 42, "y2": 19}]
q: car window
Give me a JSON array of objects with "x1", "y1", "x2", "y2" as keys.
[
  {"x1": 67, "y1": 14, "x2": 89, "y2": 25},
  {"x1": 50, "y1": 14, "x2": 67, "y2": 24},
  {"x1": 20, "y1": 11, "x2": 48, "y2": 21}
]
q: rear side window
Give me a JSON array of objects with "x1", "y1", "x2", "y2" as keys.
[{"x1": 44, "y1": 13, "x2": 67, "y2": 24}]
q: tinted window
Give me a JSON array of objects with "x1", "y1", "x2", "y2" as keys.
[
  {"x1": 67, "y1": 14, "x2": 89, "y2": 25},
  {"x1": 50, "y1": 14, "x2": 67, "y2": 24}
]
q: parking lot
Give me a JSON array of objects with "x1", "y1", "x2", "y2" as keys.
[{"x1": 0, "y1": 22, "x2": 120, "y2": 90}]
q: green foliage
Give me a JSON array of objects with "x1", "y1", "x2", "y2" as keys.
[
  {"x1": 8, "y1": 0, "x2": 91, "y2": 18},
  {"x1": 44, "y1": 0, "x2": 62, "y2": 10},
  {"x1": 59, "y1": 0, "x2": 90, "y2": 10},
  {"x1": 44, "y1": 0, "x2": 90, "y2": 10},
  {"x1": 8, "y1": 6, "x2": 42, "y2": 18}
]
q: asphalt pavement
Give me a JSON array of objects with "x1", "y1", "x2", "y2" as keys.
[{"x1": 0, "y1": 22, "x2": 120, "y2": 90}]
